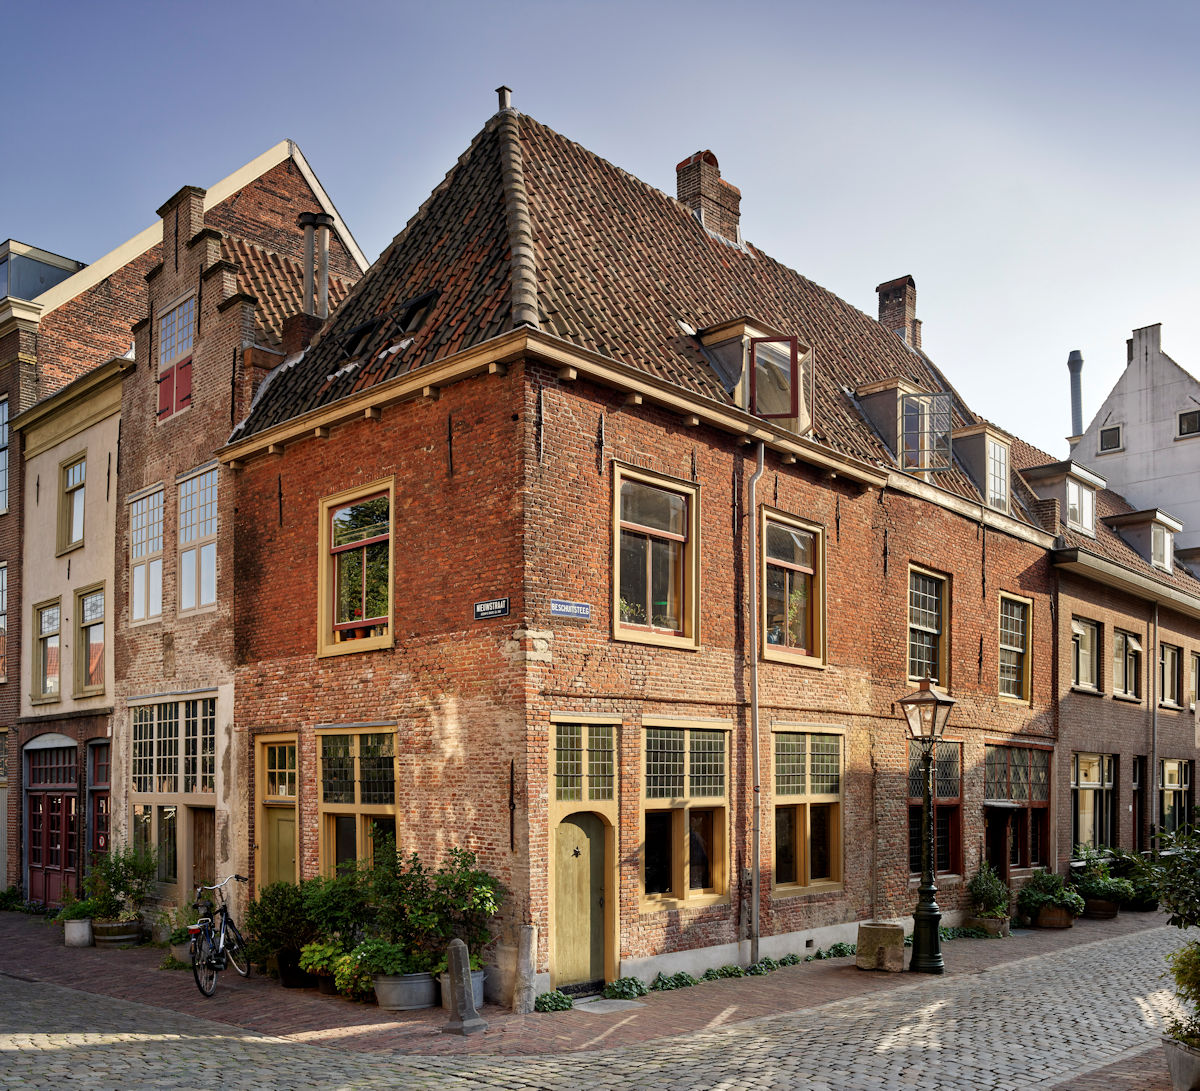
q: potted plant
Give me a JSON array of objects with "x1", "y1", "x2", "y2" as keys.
[
  {"x1": 165, "y1": 903, "x2": 199, "y2": 963},
  {"x1": 1109, "y1": 848, "x2": 1160, "y2": 912},
  {"x1": 1146, "y1": 828, "x2": 1200, "y2": 1089},
  {"x1": 86, "y1": 844, "x2": 157, "y2": 946},
  {"x1": 1016, "y1": 869, "x2": 1085, "y2": 928},
  {"x1": 54, "y1": 894, "x2": 97, "y2": 947},
  {"x1": 244, "y1": 880, "x2": 318, "y2": 988},
  {"x1": 1070, "y1": 845, "x2": 1135, "y2": 919},
  {"x1": 431, "y1": 848, "x2": 504, "y2": 1005},
  {"x1": 349, "y1": 937, "x2": 437, "y2": 1009},
  {"x1": 299, "y1": 940, "x2": 345, "y2": 995},
  {"x1": 964, "y1": 861, "x2": 1011, "y2": 937}
]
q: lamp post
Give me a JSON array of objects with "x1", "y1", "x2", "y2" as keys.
[{"x1": 899, "y1": 676, "x2": 956, "y2": 974}]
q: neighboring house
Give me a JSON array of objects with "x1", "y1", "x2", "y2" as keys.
[
  {"x1": 219, "y1": 93, "x2": 1187, "y2": 999},
  {"x1": 11, "y1": 358, "x2": 128, "y2": 902},
  {"x1": 0, "y1": 143, "x2": 365, "y2": 903},
  {"x1": 1072, "y1": 324, "x2": 1200, "y2": 565}
]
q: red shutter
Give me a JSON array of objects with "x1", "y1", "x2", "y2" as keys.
[
  {"x1": 175, "y1": 358, "x2": 192, "y2": 411},
  {"x1": 157, "y1": 366, "x2": 174, "y2": 419}
]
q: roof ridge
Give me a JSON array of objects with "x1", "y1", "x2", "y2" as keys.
[{"x1": 497, "y1": 108, "x2": 539, "y2": 330}]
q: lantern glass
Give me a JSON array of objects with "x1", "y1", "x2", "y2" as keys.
[{"x1": 900, "y1": 678, "x2": 955, "y2": 742}]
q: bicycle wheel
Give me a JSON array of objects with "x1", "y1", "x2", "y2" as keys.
[
  {"x1": 225, "y1": 920, "x2": 251, "y2": 978},
  {"x1": 192, "y1": 931, "x2": 218, "y2": 996}
]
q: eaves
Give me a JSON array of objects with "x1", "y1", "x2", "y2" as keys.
[{"x1": 1052, "y1": 546, "x2": 1200, "y2": 620}]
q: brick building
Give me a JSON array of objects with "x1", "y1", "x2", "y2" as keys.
[
  {"x1": 1, "y1": 143, "x2": 365, "y2": 902},
  {"x1": 217, "y1": 95, "x2": 1198, "y2": 999}
]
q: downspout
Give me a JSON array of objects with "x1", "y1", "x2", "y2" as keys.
[
  {"x1": 1151, "y1": 602, "x2": 1160, "y2": 854},
  {"x1": 748, "y1": 441, "x2": 765, "y2": 964}
]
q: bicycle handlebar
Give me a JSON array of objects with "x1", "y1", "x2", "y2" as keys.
[{"x1": 194, "y1": 874, "x2": 249, "y2": 896}]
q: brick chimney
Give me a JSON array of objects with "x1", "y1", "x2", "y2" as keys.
[
  {"x1": 876, "y1": 275, "x2": 921, "y2": 350},
  {"x1": 676, "y1": 151, "x2": 742, "y2": 242}
]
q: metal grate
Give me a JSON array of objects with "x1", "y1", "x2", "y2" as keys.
[
  {"x1": 689, "y1": 731, "x2": 725, "y2": 797},
  {"x1": 776, "y1": 733, "x2": 807, "y2": 796},
  {"x1": 645, "y1": 728, "x2": 684, "y2": 798},
  {"x1": 358, "y1": 733, "x2": 395, "y2": 805}
]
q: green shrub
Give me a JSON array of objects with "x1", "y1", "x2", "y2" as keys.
[
  {"x1": 967, "y1": 861, "x2": 1010, "y2": 917},
  {"x1": 84, "y1": 844, "x2": 157, "y2": 920},
  {"x1": 53, "y1": 896, "x2": 97, "y2": 922},
  {"x1": 299, "y1": 940, "x2": 345, "y2": 977},
  {"x1": 303, "y1": 870, "x2": 373, "y2": 945},
  {"x1": 746, "y1": 957, "x2": 780, "y2": 975},
  {"x1": 534, "y1": 990, "x2": 573, "y2": 1011},
  {"x1": 333, "y1": 949, "x2": 376, "y2": 999},
  {"x1": 779, "y1": 952, "x2": 802, "y2": 966},
  {"x1": 432, "y1": 848, "x2": 505, "y2": 953},
  {"x1": 602, "y1": 976, "x2": 648, "y2": 999},
  {"x1": 0, "y1": 886, "x2": 23, "y2": 911},
  {"x1": 1108, "y1": 848, "x2": 1159, "y2": 909},
  {"x1": 244, "y1": 881, "x2": 317, "y2": 963},
  {"x1": 1147, "y1": 828, "x2": 1200, "y2": 931},
  {"x1": 1016, "y1": 869, "x2": 1085, "y2": 919},
  {"x1": 650, "y1": 970, "x2": 699, "y2": 990}
]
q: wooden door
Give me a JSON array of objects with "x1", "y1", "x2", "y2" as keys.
[
  {"x1": 191, "y1": 808, "x2": 215, "y2": 888},
  {"x1": 554, "y1": 813, "x2": 605, "y2": 991},
  {"x1": 28, "y1": 792, "x2": 77, "y2": 906},
  {"x1": 264, "y1": 806, "x2": 296, "y2": 885},
  {"x1": 984, "y1": 807, "x2": 1011, "y2": 884}
]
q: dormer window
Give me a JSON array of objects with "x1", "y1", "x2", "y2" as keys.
[
  {"x1": 697, "y1": 317, "x2": 812, "y2": 436},
  {"x1": 1152, "y1": 523, "x2": 1174, "y2": 570},
  {"x1": 1066, "y1": 479, "x2": 1094, "y2": 534},
  {"x1": 986, "y1": 438, "x2": 1008, "y2": 511},
  {"x1": 900, "y1": 393, "x2": 952, "y2": 473}
]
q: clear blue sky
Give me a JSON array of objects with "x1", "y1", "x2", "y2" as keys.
[{"x1": 6, "y1": 0, "x2": 1198, "y2": 459}]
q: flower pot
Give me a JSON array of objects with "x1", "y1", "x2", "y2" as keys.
[
  {"x1": 275, "y1": 949, "x2": 317, "y2": 989},
  {"x1": 170, "y1": 941, "x2": 191, "y2": 962},
  {"x1": 1034, "y1": 905, "x2": 1075, "y2": 929},
  {"x1": 373, "y1": 971, "x2": 436, "y2": 1011},
  {"x1": 63, "y1": 919, "x2": 93, "y2": 947},
  {"x1": 438, "y1": 969, "x2": 485, "y2": 1010},
  {"x1": 317, "y1": 973, "x2": 338, "y2": 995},
  {"x1": 965, "y1": 916, "x2": 1010, "y2": 938},
  {"x1": 1083, "y1": 897, "x2": 1119, "y2": 919},
  {"x1": 1162, "y1": 1036, "x2": 1200, "y2": 1091},
  {"x1": 93, "y1": 919, "x2": 143, "y2": 947}
]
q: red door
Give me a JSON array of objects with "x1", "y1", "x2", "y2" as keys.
[{"x1": 26, "y1": 746, "x2": 79, "y2": 907}]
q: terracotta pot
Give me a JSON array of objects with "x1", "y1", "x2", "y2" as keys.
[
  {"x1": 1083, "y1": 897, "x2": 1119, "y2": 920},
  {"x1": 1034, "y1": 905, "x2": 1074, "y2": 929},
  {"x1": 1162, "y1": 1036, "x2": 1200, "y2": 1091}
]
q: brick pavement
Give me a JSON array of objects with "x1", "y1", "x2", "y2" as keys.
[{"x1": 0, "y1": 907, "x2": 1186, "y2": 1088}]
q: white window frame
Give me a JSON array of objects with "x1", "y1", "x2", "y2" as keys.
[
  {"x1": 1071, "y1": 617, "x2": 1099, "y2": 691},
  {"x1": 999, "y1": 594, "x2": 1032, "y2": 702},
  {"x1": 130, "y1": 487, "x2": 165, "y2": 623},
  {"x1": 1160, "y1": 643, "x2": 1183, "y2": 708},
  {"x1": 1113, "y1": 629, "x2": 1142, "y2": 700},
  {"x1": 1066, "y1": 478, "x2": 1095, "y2": 535},
  {"x1": 178, "y1": 467, "x2": 218, "y2": 614},
  {"x1": 986, "y1": 438, "x2": 1008, "y2": 511},
  {"x1": 1152, "y1": 524, "x2": 1174, "y2": 571}
]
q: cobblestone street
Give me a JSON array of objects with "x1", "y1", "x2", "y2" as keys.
[{"x1": 0, "y1": 910, "x2": 1191, "y2": 1089}]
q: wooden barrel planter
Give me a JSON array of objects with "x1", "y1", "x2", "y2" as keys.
[
  {"x1": 92, "y1": 919, "x2": 142, "y2": 947},
  {"x1": 1083, "y1": 897, "x2": 1119, "y2": 920},
  {"x1": 1034, "y1": 905, "x2": 1075, "y2": 929}
]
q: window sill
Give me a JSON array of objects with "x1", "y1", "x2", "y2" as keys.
[
  {"x1": 130, "y1": 616, "x2": 164, "y2": 628},
  {"x1": 614, "y1": 626, "x2": 699, "y2": 652},
  {"x1": 998, "y1": 694, "x2": 1031, "y2": 707},
  {"x1": 72, "y1": 687, "x2": 106, "y2": 700},
  {"x1": 55, "y1": 541, "x2": 84, "y2": 559},
  {"x1": 639, "y1": 892, "x2": 730, "y2": 913},
  {"x1": 773, "y1": 880, "x2": 842, "y2": 899},
  {"x1": 178, "y1": 603, "x2": 219, "y2": 618},
  {"x1": 317, "y1": 631, "x2": 394, "y2": 658},
  {"x1": 1159, "y1": 702, "x2": 1185, "y2": 712},
  {"x1": 1069, "y1": 685, "x2": 1104, "y2": 697},
  {"x1": 1113, "y1": 692, "x2": 1142, "y2": 704},
  {"x1": 762, "y1": 645, "x2": 825, "y2": 669},
  {"x1": 30, "y1": 693, "x2": 61, "y2": 706}
]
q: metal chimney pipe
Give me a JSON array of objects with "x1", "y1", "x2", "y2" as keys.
[
  {"x1": 1068, "y1": 350, "x2": 1084, "y2": 436},
  {"x1": 297, "y1": 212, "x2": 316, "y2": 316},
  {"x1": 496, "y1": 85, "x2": 513, "y2": 111},
  {"x1": 314, "y1": 213, "x2": 333, "y2": 320}
]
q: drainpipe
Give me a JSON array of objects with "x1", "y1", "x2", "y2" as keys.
[
  {"x1": 748, "y1": 441, "x2": 765, "y2": 964},
  {"x1": 1151, "y1": 603, "x2": 1160, "y2": 854}
]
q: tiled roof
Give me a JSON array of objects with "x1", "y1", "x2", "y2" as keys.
[
  {"x1": 224, "y1": 236, "x2": 353, "y2": 349},
  {"x1": 1011, "y1": 436, "x2": 1200, "y2": 596}
]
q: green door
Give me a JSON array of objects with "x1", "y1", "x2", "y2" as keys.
[
  {"x1": 554, "y1": 813, "x2": 605, "y2": 990},
  {"x1": 264, "y1": 806, "x2": 296, "y2": 886}
]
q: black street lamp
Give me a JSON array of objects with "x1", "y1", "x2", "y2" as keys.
[{"x1": 899, "y1": 676, "x2": 956, "y2": 974}]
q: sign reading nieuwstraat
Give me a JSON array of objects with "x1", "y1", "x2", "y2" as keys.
[
  {"x1": 550, "y1": 599, "x2": 591, "y2": 621},
  {"x1": 473, "y1": 597, "x2": 510, "y2": 621}
]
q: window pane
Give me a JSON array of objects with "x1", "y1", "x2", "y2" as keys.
[
  {"x1": 689, "y1": 731, "x2": 725, "y2": 797},
  {"x1": 42, "y1": 634, "x2": 60, "y2": 695},
  {"x1": 810, "y1": 736, "x2": 840, "y2": 794},
  {"x1": 809, "y1": 803, "x2": 834, "y2": 880},
  {"x1": 149, "y1": 558, "x2": 163, "y2": 616},
  {"x1": 84, "y1": 618, "x2": 104, "y2": 688},
  {"x1": 645, "y1": 729, "x2": 684, "y2": 798},
  {"x1": 358, "y1": 733, "x2": 395, "y2": 805},
  {"x1": 321, "y1": 735, "x2": 354, "y2": 803},
  {"x1": 644, "y1": 811, "x2": 673, "y2": 895},
  {"x1": 333, "y1": 814, "x2": 357, "y2": 869},
  {"x1": 775, "y1": 806, "x2": 797, "y2": 884},
  {"x1": 766, "y1": 523, "x2": 812, "y2": 568},
  {"x1": 363, "y1": 542, "x2": 389, "y2": 620},
  {"x1": 180, "y1": 549, "x2": 196, "y2": 611},
  {"x1": 199, "y1": 542, "x2": 216, "y2": 606},
  {"x1": 648, "y1": 536, "x2": 681, "y2": 630},
  {"x1": 132, "y1": 564, "x2": 147, "y2": 621},
  {"x1": 588, "y1": 724, "x2": 614, "y2": 801},
  {"x1": 775, "y1": 733, "x2": 806, "y2": 796},
  {"x1": 765, "y1": 566, "x2": 788, "y2": 646},
  {"x1": 620, "y1": 481, "x2": 685, "y2": 536},
  {"x1": 619, "y1": 530, "x2": 649, "y2": 625},
  {"x1": 688, "y1": 809, "x2": 714, "y2": 890},
  {"x1": 332, "y1": 496, "x2": 389, "y2": 547},
  {"x1": 157, "y1": 806, "x2": 177, "y2": 882},
  {"x1": 555, "y1": 723, "x2": 583, "y2": 801}
]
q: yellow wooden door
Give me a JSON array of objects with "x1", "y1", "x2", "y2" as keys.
[
  {"x1": 264, "y1": 806, "x2": 296, "y2": 886},
  {"x1": 554, "y1": 813, "x2": 604, "y2": 988}
]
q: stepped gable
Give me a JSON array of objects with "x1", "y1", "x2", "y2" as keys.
[
  {"x1": 1011, "y1": 436, "x2": 1200, "y2": 594},
  {"x1": 236, "y1": 120, "x2": 512, "y2": 436}
]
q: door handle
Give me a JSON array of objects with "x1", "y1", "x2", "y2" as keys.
[{"x1": 598, "y1": 896, "x2": 604, "y2": 908}]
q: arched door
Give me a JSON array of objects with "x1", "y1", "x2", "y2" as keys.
[{"x1": 554, "y1": 812, "x2": 605, "y2": 992}]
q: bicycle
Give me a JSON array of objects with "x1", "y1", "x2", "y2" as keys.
[{"x1": 189, "y1": 874, "x2": 250, "y2": 996}]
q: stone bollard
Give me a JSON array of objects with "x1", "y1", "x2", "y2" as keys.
[
  {"x1": 855, "y1": 922, "x2": 905, "y2": 972},
  {"x1": 442, "y1": 938, "x2": 488, "y2": 1035},
  {"x1": 512, "y1": 924, "x2": 537, "y2": 1014}
]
